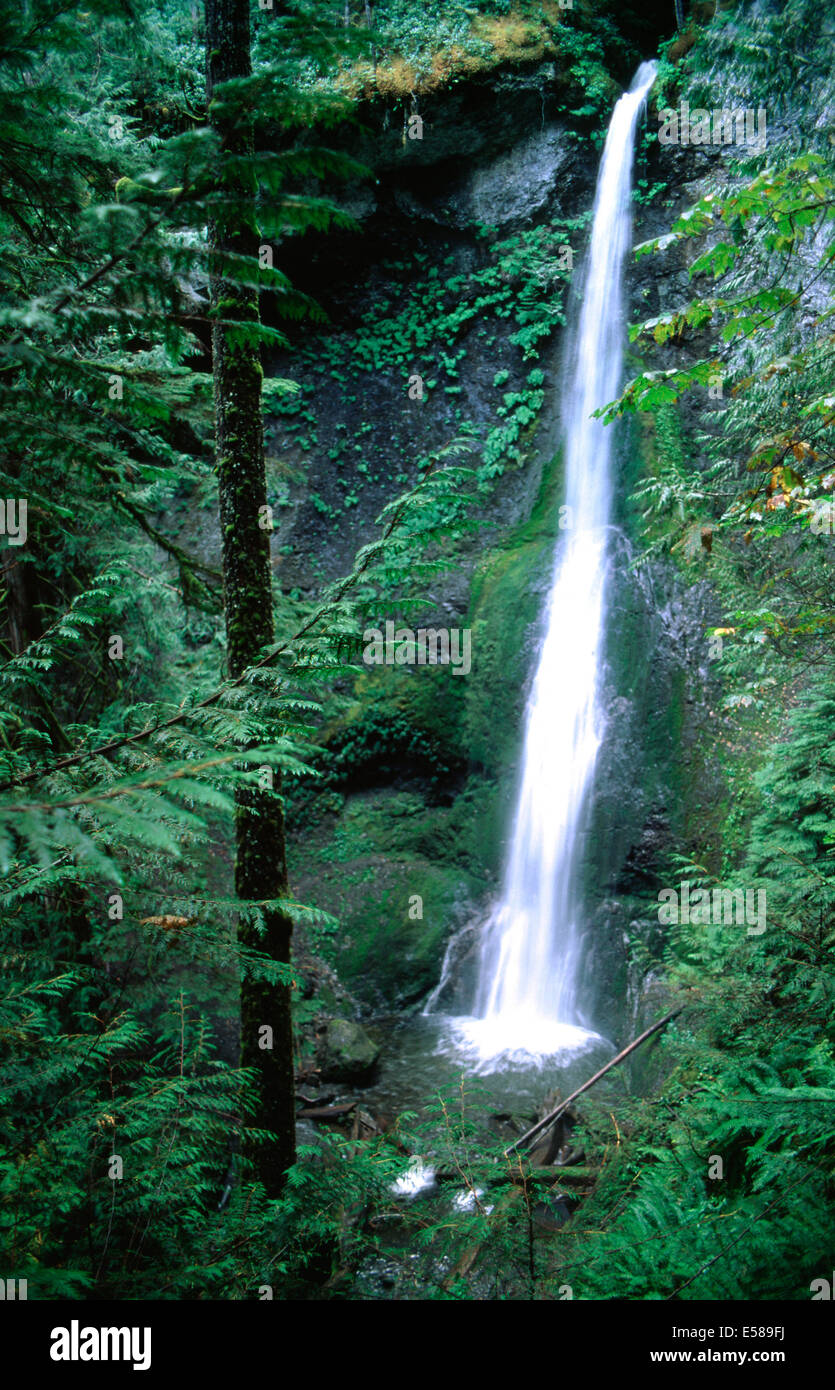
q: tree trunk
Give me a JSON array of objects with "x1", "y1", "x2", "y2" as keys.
[{"x1": 206, "y1": 0, "x2": 296, "y2": 1195}]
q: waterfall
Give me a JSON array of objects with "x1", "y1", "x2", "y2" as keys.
[{"x1": 456, "y1": 62, "x2": 657, "y2": 1063}]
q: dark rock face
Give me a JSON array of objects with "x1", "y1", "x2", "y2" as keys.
[
  {"x1": 331, "y1": 63, "x2": 592, "y2": 177},
  {"x1": 256, "y1": 67, "x2": 596, "y2": 597},
  {"x1": 390, "y1": 121, "x2": 588, "y2": 232},
  {"x1": 573, "y1": 547, "x2": 725, "y2": 1031},
  {"x1": 269, "y1": 62, "x2": 723, "y2": 1025}
]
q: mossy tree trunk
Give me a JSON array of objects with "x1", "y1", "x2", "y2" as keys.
[{"x1": 206, "y1": 0, "x2": 296, "y2": 1194}]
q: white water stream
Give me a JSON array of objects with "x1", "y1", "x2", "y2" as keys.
[{"x1": 448, "y1": 62, "x2": 657, "y2": 1065}]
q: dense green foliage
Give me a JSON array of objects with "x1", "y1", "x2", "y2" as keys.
[
  {"x1": 0, "y1": 0, "x2": 475, "y2": 1293},
  {"x1": 1, "y1": 0, "x2": 834, "y2": 1305}
]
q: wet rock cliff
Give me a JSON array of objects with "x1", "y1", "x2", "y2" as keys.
[{"x1": 250, "y1": 48, "x2": 730, "y2": 1037}]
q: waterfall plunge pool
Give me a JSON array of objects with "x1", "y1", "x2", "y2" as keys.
[{"x1": 360, "y1": 1012, "x2": 613, "y2": 1124}]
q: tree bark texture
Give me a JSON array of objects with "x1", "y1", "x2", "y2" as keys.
[{"x1": 206, "y1": 0, "x2": 296, "y2": 1195}]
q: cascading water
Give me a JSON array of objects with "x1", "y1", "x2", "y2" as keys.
[{"x1": 452, "y1": 61, "x2": 657, "y2": 1064}]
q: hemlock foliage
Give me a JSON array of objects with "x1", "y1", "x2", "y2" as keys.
[{"x1": 1, "y1": 0, "x2": 834, "y2": 1301}]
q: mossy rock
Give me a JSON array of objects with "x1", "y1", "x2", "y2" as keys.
[
  {"x1": 322, "y1": 661, "x2": 468, "y2": 792},
  {"x1": 317, "y1": 1018, "x2": 380, "y2": 1082},
  {"x1": 462, "y1": 452, "x2": 562, "y2": 772},
  {"x1": 292, "y1": 806, "x2": 483, "y2": 1009},
  {"x1": 286, "y1": 452, "x2": 570, "y2": 1008}
]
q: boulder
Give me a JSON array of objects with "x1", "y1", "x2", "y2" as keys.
[{"x1": 317, "y1": 1018, "x2": 380, "y2": 1083}]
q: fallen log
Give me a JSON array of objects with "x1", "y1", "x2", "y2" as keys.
[
  {"x1": 351, "y1": 1107, "x2": 380, "y2": 1139},
  {"x1": 433, "y1": 1164, "x2": 598, "y2": 1188},
  {"x1": 297, "y1": 1101, "x2": 357, "y2": 1120},
  {"x1": 505, "y1": 1008, "x2": 682, "y2": 1157},
  {"x1": 516, "y1": 1165, "x2": 598, "y2": 1186}
]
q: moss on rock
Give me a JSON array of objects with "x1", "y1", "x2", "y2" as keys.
[
  {"x1": 292, "y1": 797, "x2": 483, "y2": 1009},
  {"x1": 462, "y1": 450, "x2": 562, "y2": 771}
]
